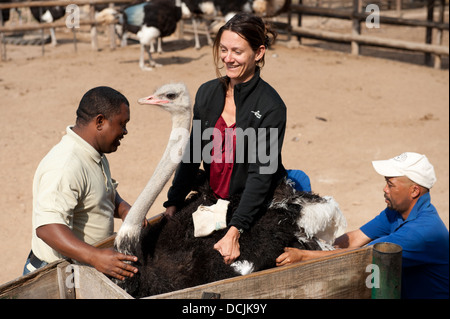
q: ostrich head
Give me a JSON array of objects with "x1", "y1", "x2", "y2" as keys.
[{"x1": 138, "y1": 82, "x2": 191, "y2": 117}]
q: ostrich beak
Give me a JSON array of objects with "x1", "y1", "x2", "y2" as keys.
[{"x1": 138, "y1": 95, "x2": 170, "y2": 105}]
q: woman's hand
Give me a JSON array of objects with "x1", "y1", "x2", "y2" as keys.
[{"x1": 214, "y1": 226, "x2": 241, "y2": 265}]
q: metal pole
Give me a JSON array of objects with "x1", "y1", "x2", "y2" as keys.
[
  {"x1": 371, "y1": 242, "x2": 402, "y2": 299},
  {"x1": 351, "y1": 0, "x2": 362, "y2": 56},
  {"x1": 0, "y1": 10, "x2": 5, "y2": 61},
  {"x1": 39, "y1": 7, "x2": 45, "y2": 56},
  {"x1": 72, "y1": 28, "x2": 77, "y2": 53}
]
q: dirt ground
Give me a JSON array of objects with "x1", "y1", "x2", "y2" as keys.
[{"x1": 0, "y1": 8, "x2": 448, "y2": 286}]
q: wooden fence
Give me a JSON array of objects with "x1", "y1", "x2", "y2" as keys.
[
  {"x1": 0, "y1": 0, "x2": 136, "y2": 60},
  {"x1": 1, "y1": 0, "x2": 449, "y2": 68},
  {"x1": 287, "y1": 0, "x2": 449, "y2": 68}
]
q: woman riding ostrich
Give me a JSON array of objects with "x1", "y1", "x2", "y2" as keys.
[
  {"x1": 114, "y1": 13, "x2": 345, "y2": 298},
  {"x1": 163, "y1": 12, "x2": 286, "y2": 266}
]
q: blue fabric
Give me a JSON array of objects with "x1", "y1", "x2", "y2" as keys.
[
  {"x1": 23, "y1": 251, "x2": 48, "y2": 276},
  {"x1": 124, "y1": 3, "x2": 147, "y2": 26},
  {"x1": 360, "y1": 193, "x2": 449, "y2": 299},
  {"x1": 286, "y1": 169, "x2": 311, "y2": 192}
]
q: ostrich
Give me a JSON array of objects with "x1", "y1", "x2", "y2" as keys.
[
  {"x1": 181, "y1": 0, "x2": 254, "y2": 50},
  {"x1": 1, "y1": 0, "x2": 10, "y2": 26},
  {"x1": 114, "y1": 83, "x2": 346, "y2": 298},
  {"x1": 181, "y1": 0, "x2": 216, "y2": 50},
  {"x1": 182, "y1": 0, "x2": 274, "y2": 50},
  {"x1": 118, "y1": 0, "x2": 183, "y2": 71},
  {"x1": 30, "y1": 2, "x2": 66, "y2": 46},
  {"x1": 1, "y1": 0, "x2": 30, "y2": 26},
  {"x1": 212, "y1": 0, "x2": 253, "y2": 21},
  {"x1": 252, "y1": 0, "x2": 290, "y2": 17}
]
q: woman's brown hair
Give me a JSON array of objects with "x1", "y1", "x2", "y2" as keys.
[{"x1": 213, "y1": 13, "x2": 277, "y2": 79}]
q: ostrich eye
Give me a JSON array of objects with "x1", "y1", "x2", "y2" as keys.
[{"x1": 166, "y1": 92, "x2": 178, "y2": 100}]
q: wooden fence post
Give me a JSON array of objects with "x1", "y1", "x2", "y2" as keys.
[
  {"x1": 0, "y1": 32, "x2": 5, "y2": 61},
  {"x1": 0, "y1": 10, "x2": 5, "y2": 61},
  {"x1": 297, "y1": 0, "x2": 303, "y2": 43},
  {"x1": 425, "y1": 0, "x2": 435, "y2": 65},
  {"x1": 351, "y1": 0, "x2": 362, "y2": 56},
  {"x1": 396, "y1": 0, "x2": 402, "y2": 14},
  {"x1": 434, "y1": 0, "x2": 445, "y2": 68},
  {"x1": 108, "y1": 2, "x2": 116, "y2": 49},
  {"x1": 90, "y1": 4, "x2": 98, "y2": 51}
]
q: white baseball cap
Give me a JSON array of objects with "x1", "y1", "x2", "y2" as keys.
[{"x1": 372, "y1": 152, "x2": 436, "y2": 189}]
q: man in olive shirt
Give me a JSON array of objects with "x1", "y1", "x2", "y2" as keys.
[{"x1": 24, "y1": 87, "x2": 138, "y2": 281}]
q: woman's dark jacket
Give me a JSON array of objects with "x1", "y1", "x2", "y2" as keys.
[{"x1": 164, "y1": 68, "x2": 287, "y2": 231}]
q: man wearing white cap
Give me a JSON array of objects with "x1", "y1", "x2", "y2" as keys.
[{"x1": 276, "y1": 152, "x2": 449, "y2": 299}]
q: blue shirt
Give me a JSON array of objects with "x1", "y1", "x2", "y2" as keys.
[{"x1": 360, "y1": 193, "x2": 449, "y2": 299}]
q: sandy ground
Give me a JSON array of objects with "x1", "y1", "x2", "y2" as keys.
[{"x1": 0, "y1": 9, "x2": 448, "y2": 286}]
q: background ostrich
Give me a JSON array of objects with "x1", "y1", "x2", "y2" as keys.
[
  {"x1": 29, "y1": 1, "x2": 66, "y2": 46},
  {"x1": 252, "y1": 0, "x2": 291, "y2": 17},
  {"x1": 112, "y1": 0, "x2": 290, "y2": 61},
  {"x1": 114, "y1": 83, "x2": 346, "y2": 298},
  {"x1": 212, "y1": 0, "x2": 253, "y2": 21},
  {"x1": 0, "y1": 0, "x2": 11, "y2": 26},
  {"x1": 1, "y1": 0, "x2": 31, "y2": 26},
  {"x1": 181, "y1": 0, "x2": 216, "y2": 50},
  {"x1": 180, "y1": 0, "x2": 255, "y2": 50},
  {"x1": 204, "y1": 0, "x2": 290, "y2": 36},
  {"x1": 118, "y1": 0, "x2": 183, "y2": 70},
  {"x1": 180, "y1": 0, "x2": 287, "y2": 50}
]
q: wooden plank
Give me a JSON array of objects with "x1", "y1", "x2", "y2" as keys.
[
  {"x1": 290, "y1": 4, "x2": 449, "y2": 30},
  {"x1": 57, "y1": 262, "x2": 76, "y2": 299},
  {"x1": 93, "y1": 213, "x2": 165, "y2": 249},
  {"x1": 74, "y1": 265, "x2": 133, "y2": 299},
  {"x1": 146, "y1": 247, "x2": 373, "y2": 299},
  {"x1": 0, "y1": 259, "x2": 132, "y2": 299},
  {"x1": 93, "y1": 234, "x2": 116, "y2": 249},
  {"x1": 434, "y1": 0, "x2": 446, "y2": 68},
  {"x1": 291, "y1": 26, "x2": 449, "y2": 56},
  {"x1": 0, "y1": 213, "x2": 163, "y2": 299},
  {"x1": 351, "y1": 0, "x2": 362, "y2": 55},
  {"x1": 0, "y1": 0, "x2": 135, "y2": 10},
  {"x1": 1, "y1": 217, "x2": 373, "y2": 299},
  {"x1": 0, "y1": 19, "x2": 113, "y2": 33},
  {"x1": 0, "y1": 260, "x2": 64, "y2": 299}
]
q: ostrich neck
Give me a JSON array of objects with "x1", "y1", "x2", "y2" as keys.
[{"x1": 121, "y1": 113, "x2": 191, "y2": 228}]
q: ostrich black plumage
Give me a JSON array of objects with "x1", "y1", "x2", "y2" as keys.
[
  {"x1": 181, "y1": 0, "x2": 253, "y2": 49},
  {"x1": 213, "y1": 0, "x2": 253, "y2": 19},
  {"x1": 181, "y1": 0, "x2": 216, "y2": 49},
  {"x1": 120, "y1": 0, "x2": 182, "y2": 70},
  {"x1": 1, "y1": 0, "x2": 11, "y2": 26},
  {"x1": 1, "y1": 0, "x2": 29, "y2": 26},
  {"x1": 30, "y1": 2, "x2": 66, "y2": 46},
  {"x1": 116, "y1": 170, "x2": 344, "y2": 298}
]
